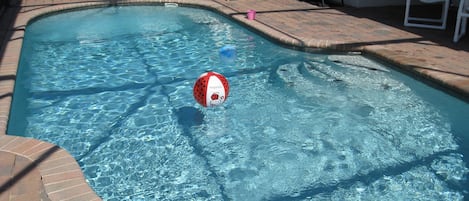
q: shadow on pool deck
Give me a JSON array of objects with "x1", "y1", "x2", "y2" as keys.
[
  {"x1": 0, "y1": 0, "x2": 468, "y2": 200},
  {"x1": 338, "y1": 5, "x2": 469, "y2": 51}
]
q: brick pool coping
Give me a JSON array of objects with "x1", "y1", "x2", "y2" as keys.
[
  {"x1": 0, "y1": 0, "x2": 468, "y2": 200},
  {"x1": 0, "y1": 135, "x2": 99, "y2": 201}
]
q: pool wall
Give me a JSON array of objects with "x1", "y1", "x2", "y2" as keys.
[{"x1": 1, "y1": 0, "x2": 468, "y2": 201}]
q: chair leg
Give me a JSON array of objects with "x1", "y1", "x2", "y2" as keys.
[
  {"x1": 454, "y1": 15, "x2": 462, "y2": 42},
  {"x1": 404, "y1": 0, "x2": 412, "y2": 26},
  {"x1": 460, "y1": 18, "x2": 468, "y2": 41},
  {"x1": 441, "y1": 0, "x2": 450, "y2": 28},
  {"x1": 453, "y1": 0, "x2": 467, "y2": 42},
  {"x1": 404, "y1": 0, "x2": 449, "y2": 30}
]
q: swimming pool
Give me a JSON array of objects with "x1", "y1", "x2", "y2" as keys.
[{"x1": 7, "y1": 5, "x2": 469, "y2": 201}]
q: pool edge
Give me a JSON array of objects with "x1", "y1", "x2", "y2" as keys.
[{"x1": 0, "y1": 135, "x2": 101, "y2": 201}]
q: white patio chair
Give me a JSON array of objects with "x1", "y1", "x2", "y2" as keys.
[
  {"x1": 404, "y1": 0, "x2": 450, "y2": 30},
  {"x1": 454, "y1": 0, "x2": 469, "y2": 42}
]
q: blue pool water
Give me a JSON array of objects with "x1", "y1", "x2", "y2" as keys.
[{"x1": 8, "y1": 5, "x2": 469, "y2": 201}]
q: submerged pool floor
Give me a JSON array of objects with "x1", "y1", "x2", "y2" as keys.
[{"x1": 7, "y1": 5, "x2": 469, "y2": 201}]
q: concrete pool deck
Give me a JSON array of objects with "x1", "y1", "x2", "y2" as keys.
[{"x1": 0, "y1": 0, "x2": 468, "y2": 200}]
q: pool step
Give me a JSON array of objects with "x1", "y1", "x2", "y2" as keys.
[{"x1": 327, "y1": 54, "x2": 390, "y2": 72}]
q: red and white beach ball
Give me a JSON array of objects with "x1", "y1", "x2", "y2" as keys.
[{"x1": 193, "y1": 71, "x2": 229, "y2": 107}]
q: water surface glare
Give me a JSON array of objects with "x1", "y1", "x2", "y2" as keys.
[{"x1": 8, "y1": 5, "x2": 469, "y2": 201}]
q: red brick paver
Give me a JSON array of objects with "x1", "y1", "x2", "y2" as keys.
[
  {"x1": 0, "y1": 135, "x2": 99, "y2": 201},
  {"x1": 0, "y1": 0, "x2": 468, "y2": 200}
]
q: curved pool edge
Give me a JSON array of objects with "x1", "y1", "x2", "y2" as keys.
[
  {"x1": 1, "y1": 0, "x2": 468, "y2": 200},
  {"x1": 0, "y1": 135, "x2": 101, "y2": 201}
]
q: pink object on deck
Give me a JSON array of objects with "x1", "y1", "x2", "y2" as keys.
[{"x1": 247, "y1": 10, "x2": 256, "y2": 20}]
